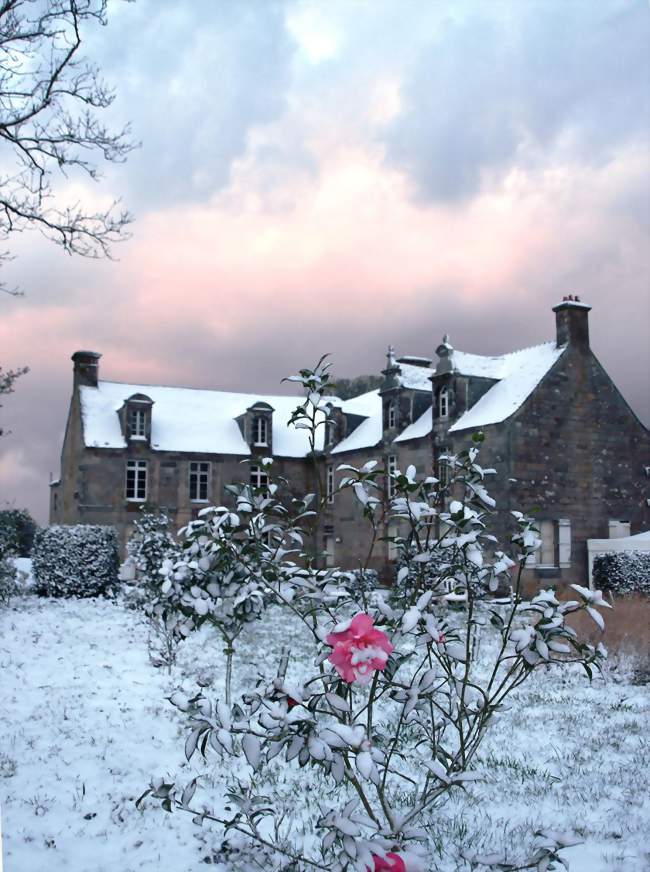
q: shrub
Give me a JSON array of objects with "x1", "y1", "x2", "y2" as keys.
[
  {"x1": 0, "y1": 553, "x2": 18, "y2": 606},
  {"x1": 593, "y1": 550, "x2": 650, "y2": 596},
  {"x1": 32, "y1": 525, "x2": 119, "y2": 597},
  {"x1": 0, "y1": 508, "x2": 38, "y2": 557},
  {"x1": 119, "y1": 511, "x2": 179, "y2": 608}
]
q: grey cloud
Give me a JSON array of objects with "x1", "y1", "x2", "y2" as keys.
[
  {"x1": 384, "y1": 0, "x2": 650, "y2": 201},
  {"x1": 88, "y1": 0, "x2": 296, "y2": 210}
]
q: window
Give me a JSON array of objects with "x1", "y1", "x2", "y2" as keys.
[
  {"x1": 387, "y1": 401, "x2": 396, "y2": 429},
  {"x1": 437, "y1": 457, "x2": 449, "y2": 488},
  {"x1": 387, "y1": 454, "x2": 397, "y2": 499},
  {"x1": 324, "y1": 533, "x2": 335, "y2": 567},
  {"x1": 538, "y1": 520, "x2": 556, "y2": 567},
  {"x1": 558, "y1": 518, "x2": 571, "y2": 568},
  {"x1": 252, "y1": 416, "x2": 268, "y2": 446},
  {"x1": 438, "y1": 386, "x2": 449, "y2": 419},
  {"x1": 126, "y1": 460, "x2": 147, "y2": 501},
  {"x1": 189, "y1": 461, "x2": 210, "y2": 502},
  {"x1": 326, "y1": 464, "x2": 335, "y2": 504},
  {"x1": 129, "y1": 408, "x2": 147, "y2": 439},
  {"x1": 387, "y1": 522, "x2": 399, "y2": 561},
  {"x1": 324, "y1": 420, "x2": 335, "y2": 446},
  {"x1": 250, "y1": 464, "x2": 269, "y2": 491}
]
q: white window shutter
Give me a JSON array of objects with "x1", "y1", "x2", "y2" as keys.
[{"x1": 558, "y1": 519, "x2": 571, "y2": 567}]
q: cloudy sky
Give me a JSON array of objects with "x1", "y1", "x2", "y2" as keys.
[{"x1": 1, "y1": 0, "x2": 649, "y2": 523}]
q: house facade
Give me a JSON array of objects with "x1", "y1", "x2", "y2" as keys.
[{"x1": 51, "y1": 300, "x2": 650, "y2": 583}]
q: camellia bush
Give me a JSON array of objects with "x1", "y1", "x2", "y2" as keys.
[
  {"x1": 32, "y1": 524, "x2": 119, "y2": 597},
  {"x1": 138, "y1": 358, "x2": 611, "y2": 872}
]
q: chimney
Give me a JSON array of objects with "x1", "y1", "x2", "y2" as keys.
[
  {"x1": 552, "y1": 296, "x2": 591, "y2": 349},
  {"x1": 72, "y1": 350, "x2": 101, "y2": 388}
]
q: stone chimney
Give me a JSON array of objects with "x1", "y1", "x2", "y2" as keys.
[
  {"x1": 72, "y1": 350, "x2": 101, "y2": 387},
  {"x1": 552, "y1": 296, "x2": 591, "y2": 349}
]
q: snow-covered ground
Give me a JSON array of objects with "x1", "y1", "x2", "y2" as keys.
[{"x1": 1, "y1": 592, "x2": 648, "y2": 872}]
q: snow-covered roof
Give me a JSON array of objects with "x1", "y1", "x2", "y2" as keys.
[
  {"x1": 393, "y1": 405, "x2": 432, "y2": 443},
  {"x1": 448, "y1": 350, "x2": 510, "y2": 379},
  {"x1": 80, "y1": 381, "x2": 326, "y2": 457},
  {"x1": 397, "y1": 362, "x2": 433, "y2": 391},
  {"x1": 449, "y1": 342, "x2": 565, "y2": 433},
  {"x1": 330, "y1": 390, "x2": 383, "y2": 455}
]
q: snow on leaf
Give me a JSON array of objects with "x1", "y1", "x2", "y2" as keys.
[
  {"x1": 402, "y1": 606, "x2": 421, "y2": 633},
  {"x1": 184, "y1": 727, "x2": 202, "y2": 761},
  {"x1": 396, "y1": 566, "x2": 409, "y2": 586},
  {"x1": 355, "y1": 750, "x2": 376, "y2": 781},
  {"x1": 586, "y1": 606, "x2": 605, "y2": 631},
  {"x1": 444, "y1": 641, "x2": 467, "y2": 662},
  {"x1": 325, "y1": 692, "x2": 351, "y2": 713},
  {"x1": 242, "y1": 733, "x2": 261, "y2": 769}
]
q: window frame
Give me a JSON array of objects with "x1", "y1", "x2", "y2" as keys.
[
  {"x1": 125, "y1": 459, "x2": 147, "y2": 502},
  {"x1": 189, "y1": 461, "x2": 211, "y2": 503},
  {"x1": 326, "y1": 464, "x2": 335, "y2": 504},
  {"x1": 129, "y1": 407, "x2": 147, "y2": 440},
  {"x1": 438, "y1": 386, "x2": 449, "y2": 419},
  {"x1": 250, "y1": 463, "x2": 269, "y2": 492},
  {"x1": 387, "y1": 453, "x2": 397, "y2": 499},
  {"x1": 252, "y1": 416, "x2": 268, "y2": 447},
  {"x1": 387, "y1": 401, "x2": 396, "y2": 429},
  {"x1": 324, "y1": 532, "x2": 335, "y2": 567}
]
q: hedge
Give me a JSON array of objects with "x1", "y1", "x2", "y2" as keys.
[
  {"x1": 593, "y1": 550, "x2": 650, "y2": 596},
  {"x1": 32, "y1": 525, "x2": 119, "y2": 597}
]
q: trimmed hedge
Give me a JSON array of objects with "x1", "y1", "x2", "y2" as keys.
[
  {"x1": 32, "y1": 525, "x2": 119, "y2": 597},
  {"x1": 593, "y1": 550, "x2": 650, "y2": 596}
]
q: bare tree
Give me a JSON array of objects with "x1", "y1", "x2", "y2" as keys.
[{"x1": 0, "y1": 0, "x2": 136, "y2": 294}]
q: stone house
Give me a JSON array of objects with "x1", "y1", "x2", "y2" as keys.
[{"x1": 51, "y1": 299, "x2": 650, "y2": 583}]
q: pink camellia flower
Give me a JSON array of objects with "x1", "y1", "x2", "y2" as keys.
[
  {"x1": 326, "y1": 613, "x2": 394, "y2": 685},
  {"x1": 367, "y1": 852, "x2": 407, "y2": 872}
]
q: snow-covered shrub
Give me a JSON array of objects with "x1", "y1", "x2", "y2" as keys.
[
  {"x1": 0, "y1": 552, "x2": 18, "y2": 605},
  {"x1": 141, "y1": 357, "x2": 611, "y2": 872},
  {"x1": 593, "y1": 551, "x2": 650, "y2": 596},
  {"x1": 32, "y1": 525, "x2": 119, "y2": 597},
  {"x1": 119, "y1": 511, "x2": 179, "y2": 607},
  {"x1": 343, "y1": 568, "x2": 379, "y2": 596},
  {"x1": 118, "y1": 512, "x2": 182, "y2": 669},
  {"x1": 0, "y1": 508, "x2": 38, "y2": 557},
  {"x1": 153, "y1": 488, "x2": 274, "y2": 700}
]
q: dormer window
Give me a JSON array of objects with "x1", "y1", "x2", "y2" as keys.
[
  {"x1": 241, "y1": 402, "x2": 274, "y2": 452},
  {"x1": 253, "y1": 416, "x2": 268, "y2": 446},
  {"x1": 324, "y1": 419, "x2": 335, "y2": 446},
  {"x1": 388, "y1": 401, "x2": 396, "y2": 429},
  {"x1": 121, "y1": 393, "x2": 154, "y2": 444},
  {"x1": 438, "y1": 386, "x2": 449, "y2": 419},
  {"x1": 129, "y1": 408, "x2": 147, "y2": 439}
]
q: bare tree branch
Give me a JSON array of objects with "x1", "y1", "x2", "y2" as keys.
[{"x1": 0, "y1": 0, "x2": 136, "y2": 291}]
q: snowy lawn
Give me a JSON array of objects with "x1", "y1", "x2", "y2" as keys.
[{"x1": 1, "y1": 594, "x2": 649, "y2": 872}]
